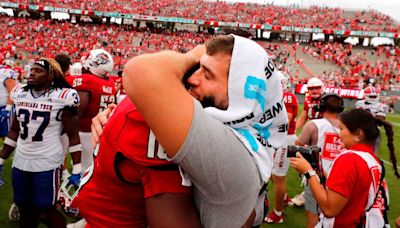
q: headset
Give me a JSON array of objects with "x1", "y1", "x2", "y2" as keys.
[{"x1": 315, "y1": 92, "x2": 344, "y2": 113}]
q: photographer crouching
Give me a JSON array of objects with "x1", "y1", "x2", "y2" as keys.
[{"x1": 290, "y1": 93, "x2": 345, "y2": 227}]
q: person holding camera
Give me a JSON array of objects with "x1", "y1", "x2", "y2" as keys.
[
  {"x1": 291, "y1": 108, "x2": 399, "y2": 227},
  {"x1": 294, "y1": 93, "x2": 345, "y2": 228}
]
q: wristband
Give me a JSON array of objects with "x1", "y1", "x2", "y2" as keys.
[
  {"x1": 72, "y1": 163, "x2": 82, "y2": 175},
  {"x1": 5, "y1": 104, "x2": 12, "y2": 112},
  {"x1": 4, "y1": 137, "x2": 17, "y2": 148},
  {"x1": 304, "y1": 170, "x2": 317, "y2": 180},
  {"x1": 69, "y1": 144, "x2": 82, "y2": 153},
  {"x1": 0, "y1": 157, "x2": 4, "y2": 165}
]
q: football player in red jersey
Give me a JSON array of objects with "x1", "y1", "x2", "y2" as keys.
[
  {"x1": 265, "y1": 71, "x2": 298, "y2": 223},
  {"x1": 296, "y1": 77, "x2": 324, "y2": 132},
  {"x1": 292, "y1": 77, "x2": 324, "y2": 207},
  {"x1": 67, "y1": 49, "x2": 117, "y2": 172},
  {"x1": 66, "y1": 97, "x2": 201, "y2": 228},
  {"x1": 86, "y1": 36, "x2": 288, "y2": 227}
]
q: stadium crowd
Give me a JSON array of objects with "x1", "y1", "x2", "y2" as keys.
[
  {"x1": 3, "y1": 0, "x2": 400, "y2": 32},
  {"x1": 1, "y1": 14, "x2": 400, "y2": 94},
  {"x1": 299, "y1": 41, "x2": 400, "y2": 90},
  {"x1": 0, "y1": 16, "x2": 212, "y2": 72}
]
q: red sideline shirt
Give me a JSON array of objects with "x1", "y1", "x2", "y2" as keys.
[
  {"x1": 74, "y1": 97, "x2": 190, "y2": 227},
  {"x1": 326, "y1": 144, "x2": 378, "y2": 227}
]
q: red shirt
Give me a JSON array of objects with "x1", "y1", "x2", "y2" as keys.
[
  {"x1": 283, "y1": 91, "x2": 298, "y2": 135},
  {"x1": 67, "y1": 74, "x2": 116, "y2": 132},
  {"x1": 303, "y1": 95, "x2": 323, "y2": 120},
  {"x1": 326, "y1": 144, "x2": 377, "y2": 227},
  {"x1": 74, "y1": 98, "x2": 190, "y2": 227}
]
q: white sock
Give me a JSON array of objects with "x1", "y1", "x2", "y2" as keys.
[
  {"x1": 62, "y1": 169, "x2": 70, "y2": 177},
  {"x1": 274, "y1": 209, "x2": 282, "y2": 216}
]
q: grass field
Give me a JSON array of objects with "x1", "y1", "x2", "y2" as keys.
[{"x1": 0, "y1": 112, "x2": 399, "y2": 227}]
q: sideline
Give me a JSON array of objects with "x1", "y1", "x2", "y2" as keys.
[
  {"x1": 381, "y1": 159, "x2": 400, "y2": 169},
  {"x1": 391, "y1": 122, "x2": 400, "y2": 127}
]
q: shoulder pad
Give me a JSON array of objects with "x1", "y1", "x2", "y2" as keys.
[
  {"x1": 0, "y1": 68, "x2": 17, "y2": 81},
  {"x1": 52, "y1": 88, "x2": 80, "y2": 107},
  {"x1": 10, "y1": 85, "x2": 24, "y2": 101}
]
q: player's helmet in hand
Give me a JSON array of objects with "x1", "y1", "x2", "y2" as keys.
[
  {"x1": 57, "y1": 177, "x2": 80, "y2": 217},
  {"x1": 82, "y1": 49, "x2": 113, "y2": 77}
]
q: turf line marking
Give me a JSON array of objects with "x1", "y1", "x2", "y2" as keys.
[{"x1": 381, "y1": 159, "x2": 400, "y2": 169}]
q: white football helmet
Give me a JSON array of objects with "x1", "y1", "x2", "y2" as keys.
[
  {"x1": 307, "y1": 77, "x2": 324, "y2": 99},
  {"x1": 277, "y1": 71, "x2": 290, "y2": 91},
  {"x1": 82, "y1": 49, "x2": 113, "y2": 77},
  {"x1": 364, "y1": 86, "x2": 380, "y2": 104},
  {"x1": 57, "y1": 178, "x2": 80, "y2": 217}
]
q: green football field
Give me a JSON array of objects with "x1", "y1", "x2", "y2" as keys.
[{"x1": 0, "y1": 112, "x2": 399, "y2": 227}]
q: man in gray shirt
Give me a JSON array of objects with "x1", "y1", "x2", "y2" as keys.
[{"x1": 102, "y1": 35, "x2": 287, "y2": 227}]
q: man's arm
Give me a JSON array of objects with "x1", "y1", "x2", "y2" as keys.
[
  {"x1": 295, "y1": 109, "x2": 308, "y2": 132},
  {"x1": 295, "y1": 121, "x2": 317, "y2": 146},
  {"x1": 146, "y1": 193, "x2": 201, "y2": 228},
  {"x1": 4, "y1": 78, "x2": 16, "y2": 105},
  {"x1": 77, "y1": 91, "x2": 90, "y2": 118},
  {"x1": 123, "y1": 47, "x2": 204, "y2": 156},
  {"x1": 62, "y1": 108, "x2": 81, "y2": 167},
  {"x1": 0, "y1": 116, "x2": 20, "y2": 159}
]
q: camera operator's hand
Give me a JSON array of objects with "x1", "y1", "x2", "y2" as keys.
[{"x1": 290, "y1": 152, "x2": 313, "y2": 174}]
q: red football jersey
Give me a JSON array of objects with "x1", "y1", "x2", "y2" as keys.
[
  {"x1": 67, "y1": 74, "x2": 117, "y2": 132},
  {"x1": 303, "y1": 95, "x2": 323, "y2": 120},
  {"x1": 74, "y1": 97, "x2": 190, "y2": 227},
  {"x1": 283, "y1": 91, "x2": 298, "y2": 135}
]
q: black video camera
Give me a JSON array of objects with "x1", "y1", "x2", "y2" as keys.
[{"x1": 287, "y1": 145, "x2": 321, "y2": 170}]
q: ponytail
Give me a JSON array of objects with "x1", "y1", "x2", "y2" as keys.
[{"x1": 375, "y1": 118, "x2": 399, "y2": 178}]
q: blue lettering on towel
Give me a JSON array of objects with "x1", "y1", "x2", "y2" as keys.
[
  {"x1": 236, "y1": 128, "x2": 259, "y2": 152},
  {"x1": 244, "y1": 76, "x2": 266, "y2": 111}
]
